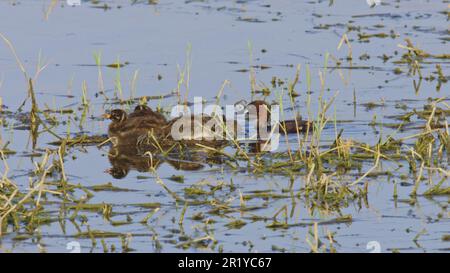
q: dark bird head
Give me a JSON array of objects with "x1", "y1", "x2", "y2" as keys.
[
  {"x1": 103, "y1": 109, "x2": 127, "y2": 123},
  {"x1": 134, "y1": 104, "x2": 152, "y2": 113},
  {"x1": 105, "y1": 167, "x2": 129, "y2": 179},
  {"x1": 131, "y1": 104, "x2": 167, "y2": 124}
]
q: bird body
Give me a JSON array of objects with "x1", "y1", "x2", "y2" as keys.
[
  {"x1": 129, "y1": 105, "x2": 167, "y2": 124},
  {"x1": 103, "y1": 108, "x2": 166, "y2": 146},
  {"x1": 103, "y1": 106, "x2": 232, "y2": 147},
  {"x1": 103, "y1": 101, "x2": 311, "y2": 147},
  {"x1": 246, "y1": 100, "x2": 312, "y2": 134}
]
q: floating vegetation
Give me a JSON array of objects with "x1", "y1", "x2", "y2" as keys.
[
  {"x1": 88, "y1": 182, "x2": 137, "y2": 192},
  {"x1": 49, "y1": 135, "x2": 108, "y2": 146}
]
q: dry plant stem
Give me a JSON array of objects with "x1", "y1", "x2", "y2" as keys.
[
  {"x1": 58, "y1": 145, "x2": 67, "y2": 182},
  {"x1": 411, "y1": 161, "x2": 425, "y2": 196},
  {"x1": 288, "y1": 65, "x2": 304, "y2": 157},
  {"x1": 277, "y1": 92, "x2": 293, "y2": 162},
  {"x1": 424, "y1": 167, "x2": 450, "y2": 177},
  {"x1": 44, "y1": 0, "x2": 58, "y2": 20},
  {"x1": 349, "y1": 146, "x2": 381, "y2": 186},
  {"x1": 97, "y1": 137, "x2": 113, "y2": 148},
  {"x1": 0, "y1": 33, "x2": 27, "y2": 79},
  {"x1": 0, "y1": 164, "x2": 53, "y2": 236},
  {"x1": 0, "y1": 151, "x2": 16, "y2": 189}
]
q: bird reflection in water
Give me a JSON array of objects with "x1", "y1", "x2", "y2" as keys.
[{"x1": 105, "y1": 144, "x2": 224, "y2": 179}]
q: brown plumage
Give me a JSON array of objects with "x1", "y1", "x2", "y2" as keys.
[
  {"x1": 102, "y1": 109, "x2": 128, "y2": 138},
  {"x1": 103, "y1": 100, "x2": 311, "y2": 148},
  {"x1": 103, "y1": 107, "x2": 234, "y2": 147},
  {"x1": 144, "y1": 114, "x2": 234, "y2": 147},
  {"x1": 103, "y1": 108, "x2": 166, "y2": 146},
  {"x1": 129, "y1": 104, "x2": 167, "y2": 124},
  {"x1": 247, "y1": 100, "x2": 312, "y2": 134}
]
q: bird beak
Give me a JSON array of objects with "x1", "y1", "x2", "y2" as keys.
[{"x1": 101, "y1": 113, "x2": 111, "y2": 119}]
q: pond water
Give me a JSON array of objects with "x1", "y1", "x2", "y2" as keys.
[{"x1": 0, "y1": 0, "x2": 448, "y2": 253}]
